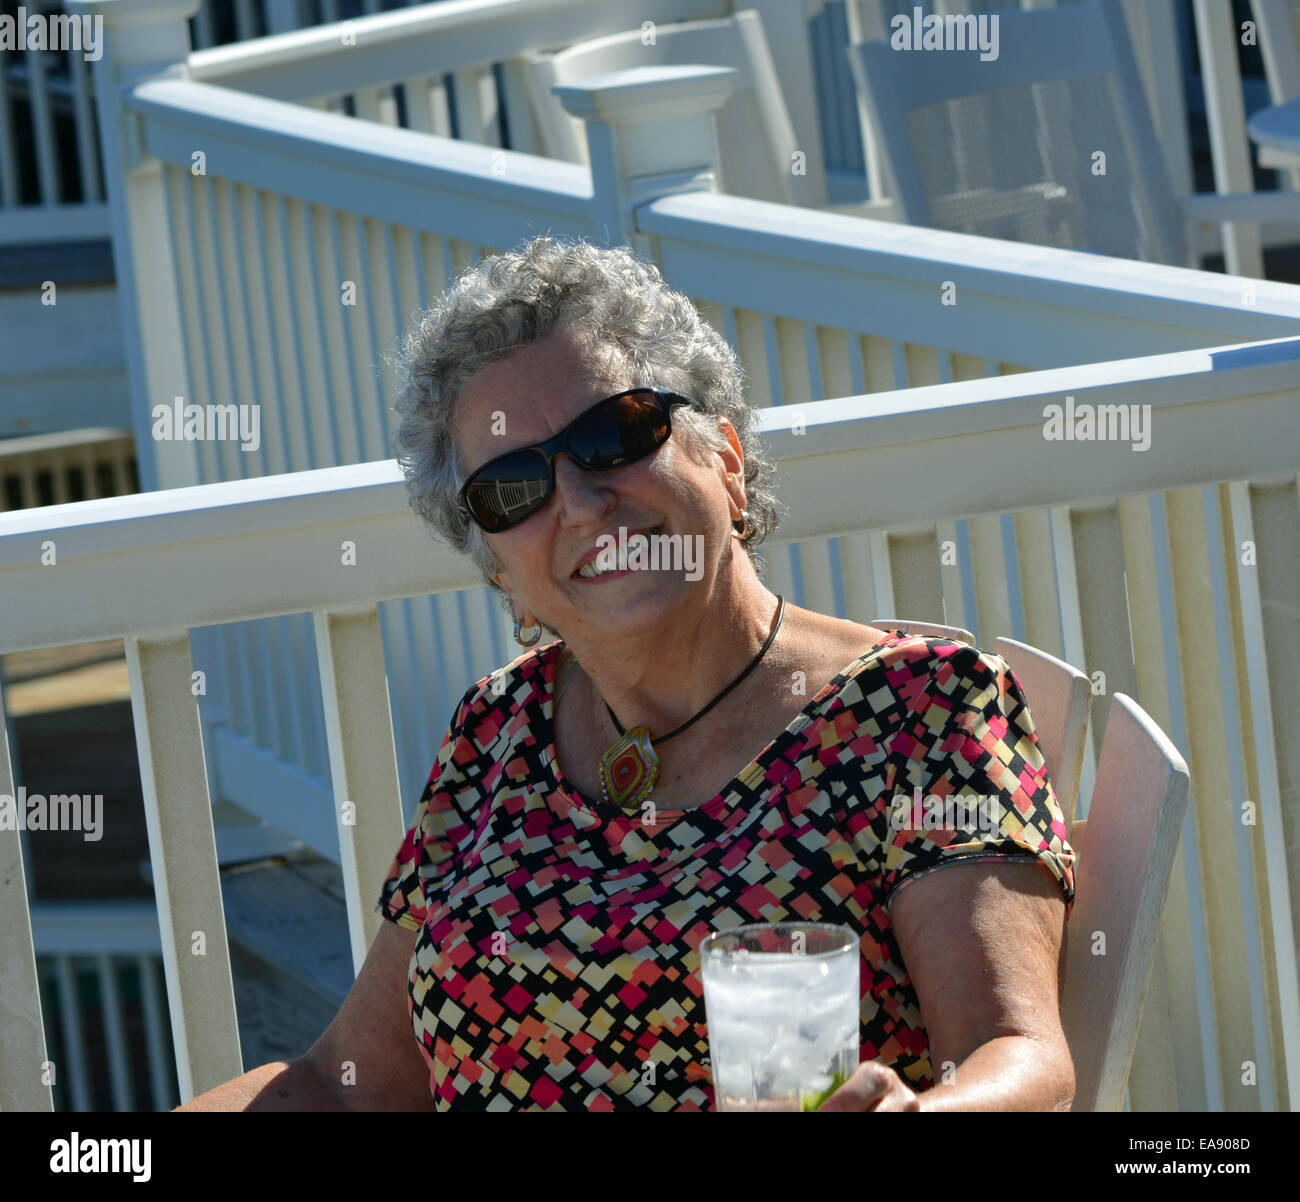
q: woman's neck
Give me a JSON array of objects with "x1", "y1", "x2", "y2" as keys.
[{"x1": 560, "y1": 579, "x2": 786, "y2": 745}]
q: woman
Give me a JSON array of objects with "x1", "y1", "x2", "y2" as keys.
[{"x1": 178, "y1": 236, "x2": 1075, "y2": 1113}]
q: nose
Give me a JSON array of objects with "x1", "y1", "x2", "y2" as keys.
[{"x1": 550, "y1": 452, "x2": 616, "y2": 527}]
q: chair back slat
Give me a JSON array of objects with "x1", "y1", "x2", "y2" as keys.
[
  {"x1": 870, "y1": 617, "x2": 975, "y2": 645},
  {"x1": 1061, "y1": 692, "x2": 1190, "y2": 1111},
  {"x1": 995, "y1": 635, "x2": 1092, "y2": 824}
]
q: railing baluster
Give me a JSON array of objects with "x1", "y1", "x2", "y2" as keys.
[
  {"x1": 866, "y1": 531, "x2": 895, "y2": 618},
  {"x1": 54, "y1": 955, "x2": 92, "y2": 1111},
  {"x1": 452, "y1": 65, "x2": 500, "y2": 146},
  {"x1": 24, "y1": 44, "x2": 62, "y2": 204},
  {"x1": 1228, "y1": 479, "x2": 1300, "y2": 1108},
  {"x1": 96, "y1": 954, "x2": 135, "y2": 1112},
  {"x1": 209, "y1": 176, "x2": 245, "y2": 484},
  {"x1": 884, "y1": 530, "x2": 943, "y2": 621},
  {"x1": 313, "y1": 606, "x2": 408, "y2": 972},
  {"x1": 499, "y1": 58, "x2": 538, "y2": 154},
  {"x1": 234, "y1": 0, "x2": 258, "y2": 42},
  {"x1": 68, "y1": 47, "x2": 104, "y2": 203},
  {"x1": 182, "y1": 170, "x2": 220, "y2": 484},
  {"x1": 1166, "y1": 485, "x2": 1266, "y2": 1111},
  {"x1": 1201, "y1": 484, "x2": 1277, "y2": 1110},
  {"x1": 276, "y1": 195, "x2": 315, "y2": 472},
  {"x1": 50, "y1": 448, "x2": 69, "y2": 505},
  {"x1": 0, "y1": 52, "x2": 21, "y2": 206},
  {"x1": 1012, "y1": 509, "x2": 1062, "y2": 658},
  {"x1": 307, "y1": 204, "x2": 345, "y2": 466},
  {"x1": 191, "y1": 2, "x2": 216, "y2": 51},
  {"x1": 357, "y1": 216, "x2": 391, "y2": 458},
  {"x1": 137, "y1": 953, "x2": 176, "y2": 1111},
  {"x1": 163, "y1": 164, "x2": 203, "y2": 482},
  {"x1": 330, "y1": 210, "x2": 368, "y2": 462},
  {"x1": 889, "y1": 340, "x2": 909, "y2": 390},
  {"x1": 1144, "y1": 489, "x2": 1218, "y2": 1110},
  {"x1": 125, "y1": 631, "x2": 243, "y2": 1103},
  {"x1": 967, "y1": 514, "x2": 1011, "y2": 645},
  {"x1": 933, "y1": 520, "x2": 967, "y2": 631}
]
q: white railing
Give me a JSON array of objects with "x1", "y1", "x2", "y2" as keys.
[
  {"x1": 21, "y1": 0, "x2": 1299, "y2": 1111},
  {"x1": 70, "y1": 7, "x2": 1300, "y2": 1086},
  {"x1": 13, "y1": 0, "x2": 1295, "y2": 249},
  {"x1": 30, "y1": 903, "x2": 175, "y2": 1111},
  {"x1": 1, "y1": 336, "x2": 1297, "y2": 1111},
  {"x1": 0, "y1": 428, "x2": 136, "y2": 509}
]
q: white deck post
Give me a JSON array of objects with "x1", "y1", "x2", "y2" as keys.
[
  {"x1": 554, "y1": 65, "x2": 735, "y2": 255},
  {"x1": 0, "y1": 675, "x2": 53, "y2": 1111},
  {"x1": 126, "y1": 631, "x2": 243, "y2": 1104},
  {"x1": 313, "y1": 606, "x2": 408, "y2": 975},
  {"x1": 65, "y1": 0, "x2": 203, "y2": 493}
]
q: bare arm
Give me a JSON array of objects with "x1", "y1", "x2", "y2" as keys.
[
  {"x1": 175, "y1": 918, "x2": 434, "y2": 1112},
  {"x1": 892, "y1": 859, "x2": 1073, "y2": 1111}
]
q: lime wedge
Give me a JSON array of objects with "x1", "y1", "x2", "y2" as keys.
[{"x1": 800, "y1": 1068, "x2": 850, "y2": 1112}]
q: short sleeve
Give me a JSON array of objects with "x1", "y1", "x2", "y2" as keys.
[
  {"x1": 877, "y1": 640, "x2": 1076, "y2": 918},
  {"x1": 376, "y1": 686, "x2": 480, "y2": 932}
]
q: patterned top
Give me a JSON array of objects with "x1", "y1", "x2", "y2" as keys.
[{"x1": 376, "y1": 629, "x2": 1076, "y2": 1110}]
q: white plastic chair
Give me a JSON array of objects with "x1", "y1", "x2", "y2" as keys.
[
  {"x1": 1249, "y1": 0, "x2": 1300, "y2": 171},
  {"x1": 846, "y1": 0, "x2": 1296, "y2": 272},
  {"x1": 995, "y1": 636, "x2": 1092, "y2": 825},
  {"x1": 1060, "y1": 692, "x2": 1190, "y2": 1111},
  {"x1": 522, "y1": 10, "x2": 817, "y2": 208},
  {"x1": 869, "y1": 617, "x2": 975, "y2": 645}
]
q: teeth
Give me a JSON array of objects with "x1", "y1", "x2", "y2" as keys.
[{"x1": 575, "y1": 527, "x2": 661, "y2": 578}]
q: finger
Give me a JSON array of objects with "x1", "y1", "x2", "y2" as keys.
[{"x1": 816, "y1": 1063, "x2": 891, "y2": 1112}]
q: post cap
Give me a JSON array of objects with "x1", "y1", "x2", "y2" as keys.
[{"x1": 553, "y1": 64, "x2": 736, "y2": 125}]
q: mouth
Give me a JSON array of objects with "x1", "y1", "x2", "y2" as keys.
[{"x1": 572, "y1": 525, "x2": 664, "y2": 580}]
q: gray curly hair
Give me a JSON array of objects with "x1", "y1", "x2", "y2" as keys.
[{"x1": 390, "y1": 236, "x2": 783, "y2": 629}]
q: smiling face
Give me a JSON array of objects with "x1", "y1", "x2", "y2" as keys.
[{"x1": 453, "y1": 325, "x2": 748, "y2": 644}]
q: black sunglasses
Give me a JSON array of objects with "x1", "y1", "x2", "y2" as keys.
[{"x1": 457, "y1": 388, "x2": 692, "y2": 533}]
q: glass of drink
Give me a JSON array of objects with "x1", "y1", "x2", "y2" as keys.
[{"x1": 699, "y1": 922, "x2": 860, "y2": 1112}]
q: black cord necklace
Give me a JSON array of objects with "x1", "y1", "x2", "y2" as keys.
[{"x1": 597, "y1": 595, "x2": 785, "y2": 810}]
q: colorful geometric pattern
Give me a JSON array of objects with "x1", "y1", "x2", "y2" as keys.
[{"x1": 376, "y1": 630, "x2": 1076, "y2": 1110}]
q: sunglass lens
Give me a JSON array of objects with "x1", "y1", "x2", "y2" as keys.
[
  {"x1": 569, "y1": 391, "x2": 669, "y2": 469},
  {"x1": 463, "y1": 450, "x2": 550, "y2": 531}
]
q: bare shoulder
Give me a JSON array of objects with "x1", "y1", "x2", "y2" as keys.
[{"x1": 783, "y1": 604, "x2": 894, "y2": 670}]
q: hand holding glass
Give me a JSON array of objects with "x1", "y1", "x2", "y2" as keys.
[{"x1": 700, "y1": 922, "x2": 860, "y2": 1112}]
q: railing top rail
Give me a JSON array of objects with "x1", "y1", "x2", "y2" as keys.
[
  {"x1": 3, "y1": 337, "x2": 1297, "y2": 654},
  {"x1": 128, "y1": 78, "x2": 594, "y2": 235},
  {"x1": 639, "y1": 191, "x2": 1300, "y2": 352},
  {"x1": 0, "y1": 429, "x2": 134, "y2": 458},
  {"x1": 185, "y1": 0, "x2": 728, "y2": 99}
]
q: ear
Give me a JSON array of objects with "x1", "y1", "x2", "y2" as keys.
[{"x1": 716, "y1": 418, "x2": 747, "y2": 517}]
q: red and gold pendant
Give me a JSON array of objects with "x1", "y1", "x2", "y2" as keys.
[{"x1": 597, "y1": 725, "x2": 659, "y2": 810}]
